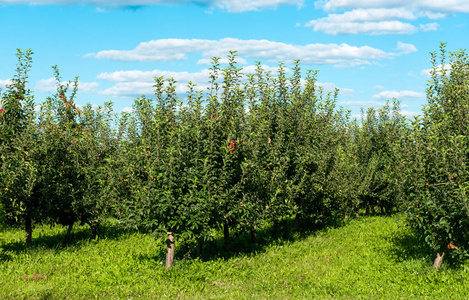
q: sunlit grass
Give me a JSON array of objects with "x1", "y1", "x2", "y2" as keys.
[{"x1": 1, "y1": 215, "x2": 468, "y2": 299}]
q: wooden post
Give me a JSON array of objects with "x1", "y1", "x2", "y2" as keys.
[{"x1": 165, "y1": 232, "x2": 175, "y2": 269}]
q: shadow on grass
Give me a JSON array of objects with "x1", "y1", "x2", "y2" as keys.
[
  {"x1": 387, "y1": 226, "x2": 434, "y2": 263},
  {"x1": 201, "y1": 216, "x2": 346, "y2": 262},
  {"x1": 137, "y1": 214, "x2": 348, "y2": 266},
  {"x1": 2, "y1": 212, "x2": 399, "y2": 268},
  {"x1": 0, "y1": 221, "x2": 129, "y2": 259},
  {"x1": 386, "y1": 224, "x2": 465, "y2": 269}
]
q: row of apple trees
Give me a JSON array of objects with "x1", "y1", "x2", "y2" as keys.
[
  {"x1": 2, "y1": 45, "x2": 467, "y2": 268},
  {"x1": 0, "y1": 50, "x2": 117, "y2": 248},
  {"x1": 398, "y1": 44, "x2": 469, "y2": 267},
  {"x1": 0, "y1": 49, "x2": 409, "y2": 264}
]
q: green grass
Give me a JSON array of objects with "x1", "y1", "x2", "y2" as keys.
[{"x1": 1, "y1": 216, "x2": 469, "y2": 299}]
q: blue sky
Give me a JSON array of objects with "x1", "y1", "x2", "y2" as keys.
[{"x1": 1, "y1": 0, "x2": 468, "y2": 118}]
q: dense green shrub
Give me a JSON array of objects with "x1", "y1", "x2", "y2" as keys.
[
  {"x1": 402, "y1": 43, "x2": 469, "y2": 267},
  {"x1": 0, "y1": 49, "x2": 40, "y2": 248},
  {"x1": 6, "y1": 45, "x2": 469, "y2": 270}
]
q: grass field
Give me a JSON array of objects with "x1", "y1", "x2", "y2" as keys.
[{"x1": 1, "y1": 215, "x2": 468, "y2": 299}]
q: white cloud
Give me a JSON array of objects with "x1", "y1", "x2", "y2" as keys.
[
  {"x1": 339, "y1": 100, "x2": 386, "y2": 106},
  {"x1": 197, "y1": 57, "x2": 248, "y2": 65},
  {"x1": 305, "y1": 9, "x2": 419, "y2": 35},
  {"x1": 307, "y1": 19, "x2": 417, "y2": 35},
  {"x1": 352, "y1": 107, "x2": 417, "y2": 119},
  {"x1": 0, "y1": 79, "x2": 12, "y2": 89},
  {"x1": 121, "y1": 107, "x2": 134, "y2": 113},
  {"x1": 421, "y1": 63, "x2": 452, "y2": 77},
  {"x1": 97, "y1": 69, "x2": 212, "y2": 83},
  {"x1": 305, "y1": 7, "x2": 446, "y2": 35},
  {"x1": 77, "y1": 104, "x2": 100, "y2": 111},
  {"x1": 396, "y1": 41, "x2": 417, "y2": 54},
  {"x1": 418, "y1": 11, "x2": 447, "y2": 19},
  {"x1": 87, "y1": 38, "x2": 234, "y2": 62},
  {"x1": 311, "y1": 1, "x2": 465, "y2": 36},
  {"x1": 401, "y1": 110, "x2": 419, "y2": 117},
  {"x1": 88, "y1": 38, "x2": 405, "y2": 67},
  {"x1": 310, "y1": 8, "x2": 417, "y2": 23},
  {"x1": 0, "y1": 0, "x2": 304, "y2": 12},
  {"x1": 97, "y1": 65, "x2": 355, "y2": 99},
  {"x1": 78, "y1": 82, "x2": 100, "y2": 93},
  {"x1": 214, "y1": 0, "x2": 304, "y2": 12},
  {"x1": 242, "y1": 64, "x2": 291, "y2": 74},
  {"x1": 372, "y1": 90, "x2": 425, "y2": 100},
  {"x1": 374, "y1": 85, "x2": 385, "y2": 89},
  {"x1": 296, "y1": 78, "x2": 353, "y2": 95},
  {"x1": 97, "y1": 69, "x2": 212, "y2": 98},
  {"x1": 98, "y1": 81, "x2": 209, "y2": 98},
  {"x1": 318, "y1": 0, "x2": 469, "y2": 13},
  {"x1": 316, "y1": 81, "x2": 355, "y2": 95},
  {"x1": 96, "y1": 65, "x2": 290, "y2": 98},
  {"x1": 341, "y1": 100, "x2": 409, "y2": 108},
  {"x1": 34, "y1": 78, "x2": 59, "y2": 92},
  {"x1": 35, "y1": 78, "x2": 98, "y2": 93},
  {"x1": 97, "y1": 65, "x2": 284, "y2": 83},
  {"x1": 419, "y1": 22, "x2": 439, "y2": 31}
]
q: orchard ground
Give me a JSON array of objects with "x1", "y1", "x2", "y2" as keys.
[{"x1": 1, "y1": 214, "x2": 468, "y2": 299}]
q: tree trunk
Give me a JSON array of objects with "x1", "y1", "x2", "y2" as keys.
[
  {"x1": 250, "y1": 227, "x2": 257, "y2": 244},
  {"x1": 294, "y1": 214, "x2": 300, "y2": 233},
  {"x1": 433, "y1": 250, "x2": 445, "y2": 269},
  {"x1": 65, "y1": 223, "x2": 73, "y2": 244},
  {"x1": 197, "y1": 240, "x2": 203, "y2": 258},
  {"x1": 90, "y1": 221, "x2": 99, "y2": 238},
  {"x1": 223, "y1": 223, "x2": 231, "y2": 252},
  {"x1": 165, "y1": 232, "x2": 175, "y2": 269},
  {"x1": 272, "y1": 220, "x2": 278, "y2": 236},
  {"x1": 25, "y1": 215, "x2": 32, "y2": 249}
]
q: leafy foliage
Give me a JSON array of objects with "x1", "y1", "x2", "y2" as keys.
[
  {"x1": 2, "y1": 44, "x2": 469, "y2": 269},
  {"x1": 402, "y1": 43, "x2": 469, "y2": 260}
]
